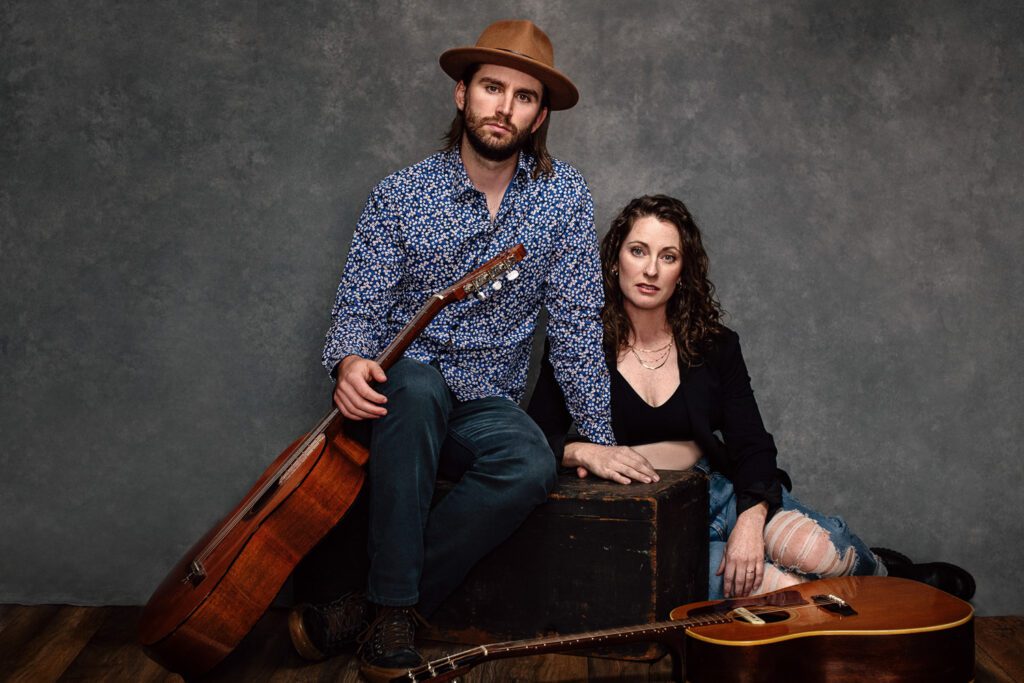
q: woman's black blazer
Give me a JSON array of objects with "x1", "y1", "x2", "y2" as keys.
[{"x1": 527, "y1": 327, "x2": 789, "y2": 516}]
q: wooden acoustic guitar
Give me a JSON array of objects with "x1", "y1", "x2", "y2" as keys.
[
  {"x1": 391, "y1": 576, "x2": 973, "y2": 683},
  {"x1": 137, "y1": 244, "x2": 527, "y2": 676}
]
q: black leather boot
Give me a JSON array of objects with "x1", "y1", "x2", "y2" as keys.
[
  {"x1": 872, "y1": 548, "x2": 976, "y2": 601},
  {"x1": 358, "y1": 605, "x2": 427, "y2": 681},
  {"x1": 288, "y1": 589, "x2": 371, "y2": 660}
]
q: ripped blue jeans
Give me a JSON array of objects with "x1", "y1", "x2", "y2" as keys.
[{"x1": 702, "y1": 465, "x2": 885, "y2": 600}]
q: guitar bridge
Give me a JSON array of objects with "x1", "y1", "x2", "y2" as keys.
[{"x1": 813, "y1": 593, "x2": 858, "y2": 616}]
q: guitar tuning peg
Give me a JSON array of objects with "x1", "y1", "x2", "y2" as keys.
[
  {"x1": 474, "y1": 291, "x2": 488, "y2": 301},
  {"x1": 491, "y1": 280, "x2": 502, "y2": 291},
  {"x1": 506, "y1": 269, "x2": 519, "y2": 281}
]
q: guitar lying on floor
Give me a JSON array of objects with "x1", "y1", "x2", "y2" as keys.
[{"x1": 387, "y1": 576, "x2": 974, "y2": 683}]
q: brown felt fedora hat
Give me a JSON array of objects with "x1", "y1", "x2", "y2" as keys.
[{"x1": 440, "y1": 19, "x2": 579, "y2": 110}]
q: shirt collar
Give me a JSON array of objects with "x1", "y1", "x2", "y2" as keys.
[{"x1": 446, "y1": 148, "x2": 535, "y2": 200}]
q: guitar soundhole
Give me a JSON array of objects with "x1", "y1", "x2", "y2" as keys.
[{"x1": 755, "y1": 610, "x2": 790, "y2": 624}]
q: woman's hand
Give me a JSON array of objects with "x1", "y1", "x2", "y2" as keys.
[
  {"x1": 563, "y1": 443, "x2": 660, "y2": 485},
  {"x1": 717, "y1": 502, "x2": 768, "y2": 597}
]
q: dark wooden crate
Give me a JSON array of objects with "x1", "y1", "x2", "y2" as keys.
[
  {"x1": 293, "y1": 469, "x2": 708, "y2": 660},
  {"x1": 425, "y1": 469, "x2": 708, "y2": 660}
]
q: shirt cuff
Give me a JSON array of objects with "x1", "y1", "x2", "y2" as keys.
[{"x1": 735, "y1": 478, "x2": 784, "y2": 519}]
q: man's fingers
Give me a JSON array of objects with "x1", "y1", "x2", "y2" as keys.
[
  {"x1": 603, "y1": 465, "x2": 632, "y2": 485},
  {"x1": 339, "y1": 394, "x2": 384, "y2": 421},
  {"x1": 626, "y1": 451, "x2": 659, "y2": 480},
  {"x1": 338, "y1": 388, "x2": 386, "y2": 419},
  {"x1": 620, "y1": 464, "x2": 653, "y2": 484},
  {"x1": 577, "y1": 466, "x2": 589, "y2": 479},
  {"x1": 353, "y1": 379, "x2": 388, "y2": 405},
  {"x1": 368, "y1": 363, "x2": 387, "y2": 384},
  {"x1": 340, "y1": 368, "x2": 387, "y2": 407}
]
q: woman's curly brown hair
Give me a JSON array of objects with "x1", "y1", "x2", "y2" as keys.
[{"x1": 600, "y1": 195, "x2": 725, "y2": 366}]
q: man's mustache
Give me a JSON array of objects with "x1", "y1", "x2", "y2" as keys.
[{"x1": 480, "y1": 115, "x2": 518, "y2": 134}]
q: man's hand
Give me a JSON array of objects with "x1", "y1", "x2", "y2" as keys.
[
  {"x1": 718, "y1": 502, "x2": 768, "y2": 597},
  {"x1": 333, "y1": 355, "x2": 388, "y2": 420},
  {"x1": 564, "y1": 443, "x2": 660, "y2": 485}
]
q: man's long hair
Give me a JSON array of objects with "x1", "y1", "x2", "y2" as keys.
[
  {"x1": 441, "y1": 64, "x2": 554, "y2": 179},
  {"x1": 600, "y1": 195, "x2": 726, "y2": 366}
]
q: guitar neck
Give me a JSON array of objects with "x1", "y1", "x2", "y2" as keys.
[
  {"x1": 374, "y1": 295, "x2": 447, "y2": 372},
  {"x1": 407, "y1": 614, "x2": 728, "y2": 681}
]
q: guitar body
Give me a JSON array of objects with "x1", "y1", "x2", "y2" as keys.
[
  {"x1": 138, "y1": 414, "x2": 368, "y2": 676},
  {"x1": 673, "y1": 576, "x2": 974, "y2": 683}
]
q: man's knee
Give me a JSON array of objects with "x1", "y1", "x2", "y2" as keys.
[
  {"x1": 380, "y1": 359, "x2": 448, "y2": 408},
  {"x1": 524, "y1": 448, "x2": 558, "y2": 496},
  {"x1": 499, "y1": 429, "x2": 558, "y2": 503}
]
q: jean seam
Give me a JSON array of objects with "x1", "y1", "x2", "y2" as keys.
[{"x1": 366, "y1": 591, "x2": 420, "y2": 607}]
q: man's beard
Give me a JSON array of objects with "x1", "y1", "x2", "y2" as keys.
[{"x1": 462, "y1": 108, "x2": 536, "y2": 162}]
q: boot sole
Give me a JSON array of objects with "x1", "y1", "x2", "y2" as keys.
[{"x1": 288, "y1": 607, "x2": 327, "y2": 661}]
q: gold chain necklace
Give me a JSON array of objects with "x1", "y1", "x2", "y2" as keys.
[
  {"x1": 631, "y1": 341, "x2": 672, "y2": 354},
  {"x1": 628, "y1": 340, "x2": 674, "y2": 370}
]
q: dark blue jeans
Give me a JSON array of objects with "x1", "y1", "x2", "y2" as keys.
[{"x1": 364, "y1": 358, "x2": 557, "y2": 615}]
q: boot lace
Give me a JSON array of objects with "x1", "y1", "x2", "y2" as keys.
[
  {"x1": 358, "y1": 606, "x2": 428, "y2": 656},
  {"x1": 314, "y1": 590, "x2": 369, "y2": 643}
]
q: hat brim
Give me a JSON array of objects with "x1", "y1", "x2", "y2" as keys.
[{"x1": 439, "y1": 47, "x2": 579, "y2": 111}]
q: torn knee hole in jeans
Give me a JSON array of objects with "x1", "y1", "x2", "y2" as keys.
[{"x1": 764, "y1": 509, "x2": 856, "y2": 577}]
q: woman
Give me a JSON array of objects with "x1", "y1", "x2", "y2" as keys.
[{"x1": 528, "y1": 194, "x2": 974, "y2": 601}]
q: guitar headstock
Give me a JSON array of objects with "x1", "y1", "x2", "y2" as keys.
[{"x1": 442, "y1": 244, "x2": 526, "y2": 303}]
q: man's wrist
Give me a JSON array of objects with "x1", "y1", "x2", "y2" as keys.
[
  {"x1": 562, "y1": 442, "x2": 583, "y2": 468},
  {"x1": 332, "y1": 354, "x2": 361, "y2": 380}
]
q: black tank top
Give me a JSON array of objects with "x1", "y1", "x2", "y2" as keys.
[{"x1": 610, "y1": 356, "x2": 692, "y2": 446}]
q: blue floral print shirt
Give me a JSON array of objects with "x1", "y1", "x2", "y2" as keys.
[{"x1": 322, "y1": 148, "x2": 614, "y2": 445}]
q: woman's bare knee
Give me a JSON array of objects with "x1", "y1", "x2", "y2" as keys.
[{"x1": 764, "y1": 510, "x2": 856, "y2": 577}]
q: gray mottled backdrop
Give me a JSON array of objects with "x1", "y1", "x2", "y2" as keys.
[{"x1": 2, "y1": 0, "x2": 1021, "y2": 617}]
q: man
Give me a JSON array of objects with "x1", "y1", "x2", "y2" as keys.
[{"x1": 288, "y1": 19, "x2": 619, "y2": 680}]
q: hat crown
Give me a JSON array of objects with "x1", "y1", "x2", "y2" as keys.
[{"x1": 474, "y1": 20, "x2": 555, "y2": 69}]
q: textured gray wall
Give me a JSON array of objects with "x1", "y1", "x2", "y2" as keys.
[{"x1": 2, "y1": 0, "x2": 1021, "y2": 617}]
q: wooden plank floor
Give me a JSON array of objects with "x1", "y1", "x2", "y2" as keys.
[{"x1": 0, "y1": 604, "x2": 1020, "y2": 682}]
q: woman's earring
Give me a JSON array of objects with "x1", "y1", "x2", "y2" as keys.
[{"x1": 611, "y1": 265, "x2": 619, "y2": 276}]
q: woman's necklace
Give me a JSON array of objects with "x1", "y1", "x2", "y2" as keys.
[
  {"x1": 631, "y1": 341, "x2": 672, "y2": 354},
  {"x1": 628, "y1": 339, "x2": 674, "y2": 370}
]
